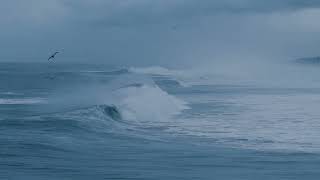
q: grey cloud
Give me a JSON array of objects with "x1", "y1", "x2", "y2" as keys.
[
  {"x1": 61, "y1": 0, "x2": 320, "y2": 27},
  {"x1": 1, "y1": 0, "x2": 320, "y2": 66},
  {"x1": 3, "y1": 0, "x2": 320, "y2": 27}
]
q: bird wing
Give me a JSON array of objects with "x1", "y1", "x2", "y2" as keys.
[{"x1": 48, "y1": 51, "x2": 60, "y2": 61}]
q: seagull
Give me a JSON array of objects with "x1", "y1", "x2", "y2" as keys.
[{"x1": 48, "y1": 51, "x2": 59, "y2": 61}]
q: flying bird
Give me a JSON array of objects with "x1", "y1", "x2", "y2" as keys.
[{"x1": 48, "y1": 51, "x2": 59, "y2": 61}]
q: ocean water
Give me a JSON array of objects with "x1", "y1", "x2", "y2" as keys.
[{"x1": 1, "y1": 62, "x2": 320, "y2": 180}]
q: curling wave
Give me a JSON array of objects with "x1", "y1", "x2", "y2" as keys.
[{"x1": 43, "y1": 74, "x2": 189, "y2": 131}]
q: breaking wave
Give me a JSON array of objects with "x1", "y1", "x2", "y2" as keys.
[{"x1": 43, "y1": 74, "x2": 189, "y2": 132}]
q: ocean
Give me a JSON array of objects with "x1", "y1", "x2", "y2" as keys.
[{"x1": 1, "y1": 62, "x2": 320, "y2": 180}]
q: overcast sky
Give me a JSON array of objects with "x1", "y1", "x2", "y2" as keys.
[{"x1": 1, "y1": 0, "x2": 320, "y2": 66}]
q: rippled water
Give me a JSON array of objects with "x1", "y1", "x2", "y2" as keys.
[{"x1": 1, "y1": 62, "x2": 320, "y2": 180}]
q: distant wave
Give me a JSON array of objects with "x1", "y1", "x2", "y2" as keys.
[
  {"x1": 0, "y1": 92, "x2": 23, "y2": 95},
  {"x1": 129, "y1": 66, "x2": 182, "y2": 76},
  {"x1": 129, "y1": 66, "x2": 218, "y2": 87},
  {"x1": 41, "y1": 68, "x2": 130, "y2": 80},
  {"x1": 295, "y1": 56, "x2": 320, "y2": 64},
  {"x1": 0, "y1": 98, "x2": 46, "y2": 105},
  {"x1": 81, "y1": 68, "x2": 129, "y2": 75}
]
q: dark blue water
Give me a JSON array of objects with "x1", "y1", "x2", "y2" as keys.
[{"x1": 1, "y1": 63, "x2": 320, "y2": 180}]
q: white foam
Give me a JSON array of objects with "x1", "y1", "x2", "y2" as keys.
[
  {"x1": 111, "y1": 85, "x2": 189, "y2": 125},
  {"x1": 164, "y1": 93, "x2": 320, "y2": 153}
]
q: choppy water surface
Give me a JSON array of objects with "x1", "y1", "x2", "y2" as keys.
[{"x1": 1, "y1": 62, "x2": 320, "y2": 180}]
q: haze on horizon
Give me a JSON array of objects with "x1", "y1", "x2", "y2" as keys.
[{"x1": 1, "y1": 0, "x2": 320, "y2": 67}]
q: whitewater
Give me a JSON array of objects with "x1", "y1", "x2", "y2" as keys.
[{"x1": 1, "y1": 62, "x2": 320, "y2": 180}]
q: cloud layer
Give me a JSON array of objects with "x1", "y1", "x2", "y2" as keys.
[{"x1": 1, "y1": 0, "x2": 320, "y2": 66}]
